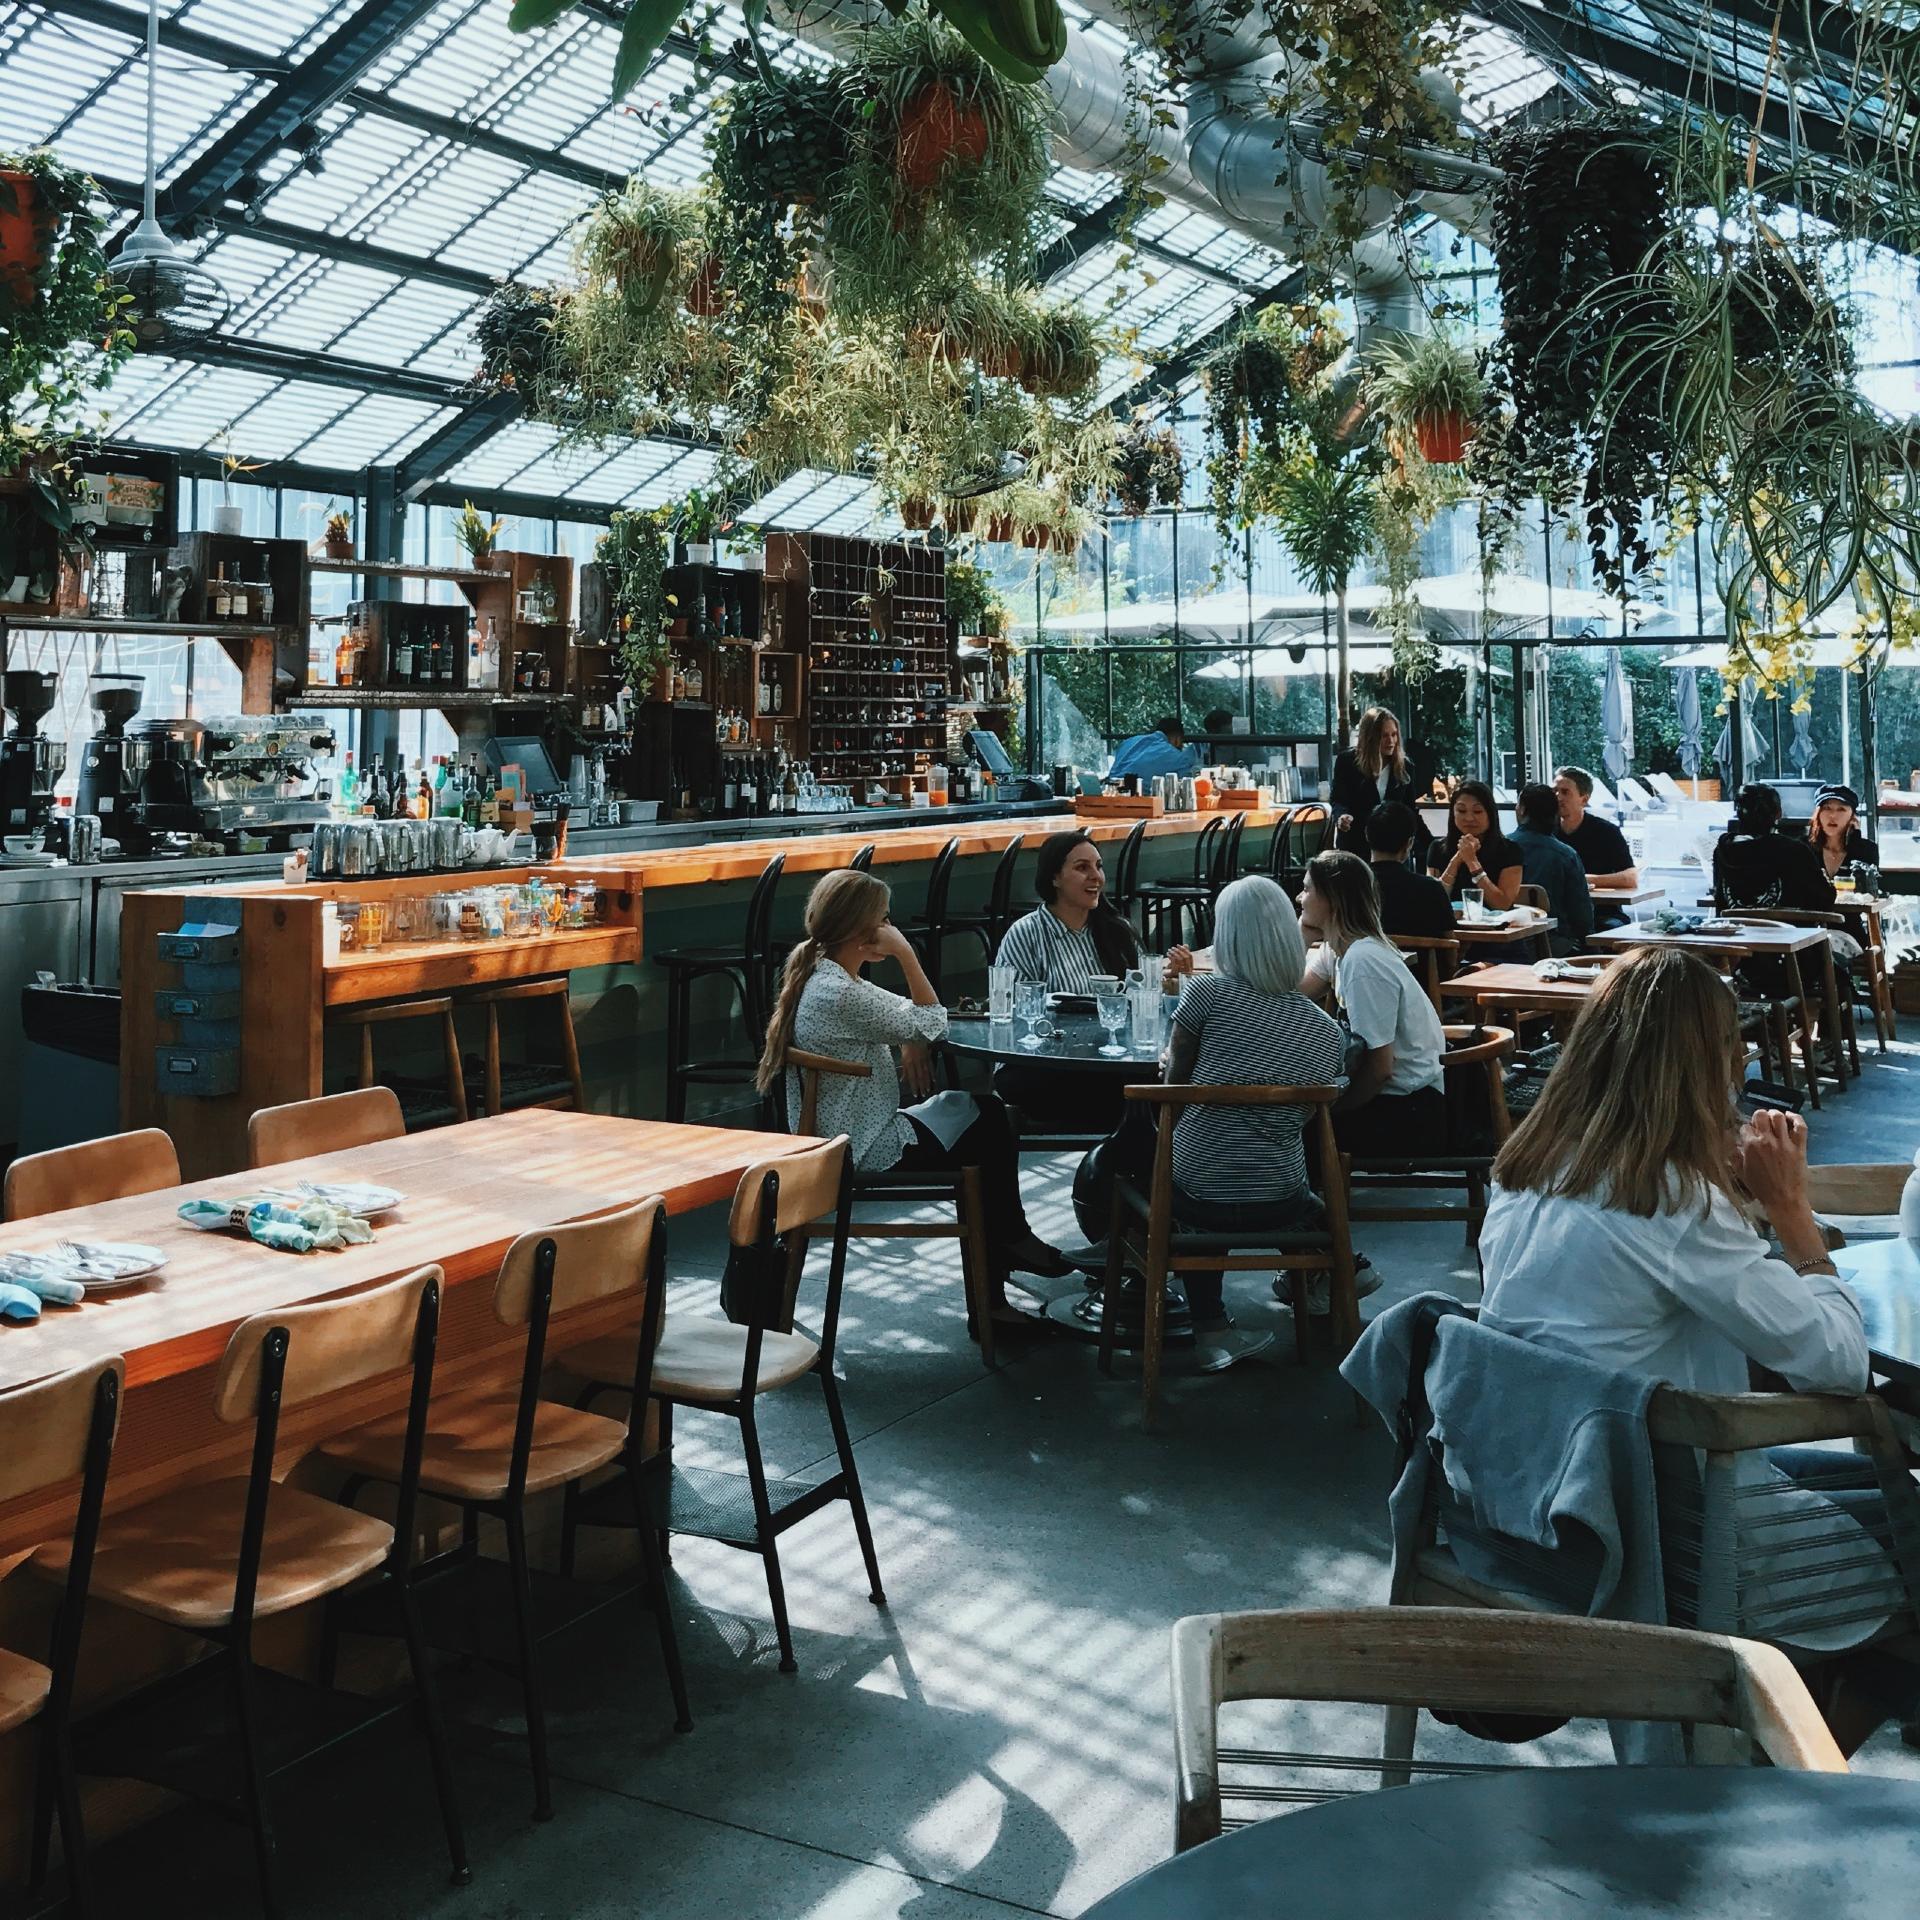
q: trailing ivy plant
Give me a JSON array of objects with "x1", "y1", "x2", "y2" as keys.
[
  {"x1": 1112, "y1": 421, "x2": 1184, "y2": 515},
  {"x1": 598, "y1": 508, "x2": 676, "y2": 692}
]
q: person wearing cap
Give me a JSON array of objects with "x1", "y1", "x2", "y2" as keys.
[
  {"x1": 1807, "y1": 783, "x2": 1880, "y2": 879},
  {"x1": 1106, "y1": 713, "x2": 1198, "y2": 782}
]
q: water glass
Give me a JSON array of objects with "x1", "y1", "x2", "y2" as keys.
[
  {"x1": 1015, "y1": 980, "x2": 1049, "y2": 1050},
  {"x1": 987, "y1": 964, "x2": 1016, "y2": 1025},
  {"x1": 1460, "y1": 887, "x2": 1484, "y2": 923},
  {"x1": 1096, "y1": 991, "x2": 1130, "y2": 1057},
  {"x1": 1128, "y1": 983, "x2": 1161, "y2": 1051}
]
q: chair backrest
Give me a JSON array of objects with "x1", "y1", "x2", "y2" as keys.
[
  {"x1": 1111, "y1": 818, "x2": 1148, "y2": 902},
  {"x1": 4, "y1": 1127, "x2": 180, "y2": 1222},
  {"x1": 0, "y1": 1357, "x2": 124, "y2": 1507},
  {"x1": 1392, "y1": 935, "x2": 1461, "y2": 1014},
  {"x1": 848, "y1": 844, "x2": 876, "y2": 873},
  {"x1": 214, "y1": 1263, "x2": 439, "y2": 1425},
  {"x1": 1262, "y1": 806, "x2": 1298, "y2": 879},
  {"x1": 785, "y1": 1050, "x2": 872, "y2": 1138},
  {"x1": 1516, "y1": 882, "x2": 1550, "y2": 914},
  {"x1": 1807, "y1": 1163, "x2": 1909, "y2": 1218},
  {"x1": 1212, "y1": 813, "x2": 1246, "y2": 888},
  {"x1": 1278, "y1": 804, "x2": 1330, "y2": 889},
  {"x1": 247, "y1": 1086, "x2": 405, "y2": 1169},
  {"x1": 921, "y1": 837, "x2": 961, "y2": 928},
  {"x1": 1440, "y1": 1022, "x2": 1516, "y2": 1146},
  {"x1": 493, "y1": 1195, "x2": 666, "y2": 1326},
  {"x1": 1169, "y1": 1606, "x2": 1843, "y2": 1851},
  {"x1": 987, "y1": 834, "x2": 1026, "y2": 937},
  {"x1": 744, "y1": 851, "x2": 787, "y2": 961},
  {"x1": 1188, "y1": 816, "x2": 1224, "y2": 884},
  {"x1": 727, "y1": 1137, "x2": 850, "y2": 1246}
]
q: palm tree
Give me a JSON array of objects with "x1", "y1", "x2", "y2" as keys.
[{"x1": 1264, "y1": 453, "x2": 1378, "y2": 743}]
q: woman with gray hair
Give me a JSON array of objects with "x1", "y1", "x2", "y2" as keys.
[{"x1": 1161, "y1": 875, "x2": 1347, "y2": 1330}]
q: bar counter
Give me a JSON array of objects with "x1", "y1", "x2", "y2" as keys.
[{"x1": 114, "y1": 806, "x2": 1284, "y2": 1178}]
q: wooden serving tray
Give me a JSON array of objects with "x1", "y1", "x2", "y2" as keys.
[
  {"x1": 1074, "y1": 794, "x2": 1165, "y2": 818},
  {"x1": 1213, "y1": 789, "x2": 1261, "y2": 808}
]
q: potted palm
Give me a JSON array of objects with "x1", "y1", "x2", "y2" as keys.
[
  {"x1": 1366, "y1": 330, "x2": 1486, "y2": 465},
  {"x1": 454, "y1": 499, "x2": 509, "y2": 570},
  {"x1": 322, "y1": 510, "x2": 354, "y2": 560}
]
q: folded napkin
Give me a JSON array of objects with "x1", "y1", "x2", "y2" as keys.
[
  {"x1": 0, "y1": 1254, "x2": 92, "y2": 1318},
  {"x1": 178, "y1": 1197, "x2": 375, "y2": 1253}
]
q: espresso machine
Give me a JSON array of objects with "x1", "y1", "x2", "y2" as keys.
[
  {"x1": 1, "y1": 669, "x2": 64, "y2": 861},
  {"x1": 72, "y1": 673, "x2": 147, "y2": 847}
]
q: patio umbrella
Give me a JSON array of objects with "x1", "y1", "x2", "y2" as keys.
[
  {"x1": 1788, "y1": 702, "x2": 1816, "y2": 774},
  {"x1": 1601, "y1": 647, "x2": 1634, "y2": 781},
  {"x1": 1714, "y1": 680, "x2": 1767, "y2": 779},
  {"x1": 1675, "y1": 667, "x2": 1702, "y2": 779}
]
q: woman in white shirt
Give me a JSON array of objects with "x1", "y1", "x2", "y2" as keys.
[
  {"x1": 1300, "y1": 849, "x2": 1446, "y2": 1156},
  {"x1": 1480, "y1": 943, "x2": 1901, "y2": 1750},
  {"x1": 755, "y1": 869, "x2": 1077, "y2": 1327}
]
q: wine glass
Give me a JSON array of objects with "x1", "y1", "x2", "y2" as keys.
[
  {"x1": 1095, "y1": 991, "x2": 1130, "y2": 1057},
  {"x1": 1015, "y1": 980, "x2": 1049, "y2": 1050}
]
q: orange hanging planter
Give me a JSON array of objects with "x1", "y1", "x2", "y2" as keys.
[
  {"x1": 895, "y1": 84, "x2": 988, "y2": 194},
  {"x1": 685, "y1": 253, "x2": 725, "y2": 318},
  {"x1": 1414, "y1": 412, "x2": 1474, "y2": 465},
  {"x1": 0, "y1": 170, "x2": 41, "y2": 305}
]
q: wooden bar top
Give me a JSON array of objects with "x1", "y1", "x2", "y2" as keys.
[
  {"x1": 548, "y1": 807, "x2": 1282, "y2": 891},
  {"x1": 0, "y1": 1110, "x2": 816, "y2": 1393},
  {"x1": 325, "y1": 923, "x2": 639, "y2": 1004}
]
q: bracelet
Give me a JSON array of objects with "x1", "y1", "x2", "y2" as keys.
[{"x1": 1792, "y1": 1254, "x2": 1838, "y2": 1276}]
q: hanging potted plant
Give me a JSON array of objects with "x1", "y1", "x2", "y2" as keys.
[
  {"x1": 1014, "y1": 301, "x2": 1103, "y2": 400},
  {"x1": 1365, "y1": 330, "x2": 1486, "y2": 465},
  {"x1": 454, "y1": 499, "x2": 509, "y2": 570},
  {"x1": 1113, "y1": 421, "x2": 1185, "y2": 514},
  {"x1": 601, "y1": 508, "x2": 676, "y2": 700},
  {"x1": 898, "y1": 496, "x2": 936, "y2": 531},
  {"x1": 322, "y1": 509, "x2": 354, "y2": 560},
  {"x1": 576, "y1": 181, "x2": 699, "y2": 316},
  {"x1": 895, "y1": 77, "x2": 990, "y2": 194}
]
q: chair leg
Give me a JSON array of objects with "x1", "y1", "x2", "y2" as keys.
[
  {"x1": 358, "y1": 1023, "x2": 375, "y2": 1092},
  {"x1": 958, "y1": 1167, "x2": 996, "y2": 1369},
  {"x1": 503, "y1": 1503, "x2": 554, "y2": 1821},
  {"x1": 1289, "y1": 1274, "x2": 1313, "y2": 1364},
  {"x1": 1465, "y1": 1170, "x2": 1486, "y2": 1252},
  {"x1": 1796, "y1": 1010, "x2": 1822, "y2": 1110},
  {"x1": 1767, "y1": 1004, "x2": 1794, "y2": 1096},
  {"x1": 739, "y1": 1405, "x2": 797, "y2": 1673},
  {"x1": 1381, "y1": 1702, "x2": 1418, "y2": 1790},
  {"x1": 27, "y1": 1722, "x2": 55, "y2": 1891},
  {"x1": 819, "y1": 1369, "x2": 887, "y2": 1607},
  {"x1": 664, "y1": 966, "x2": 688, "y2": 1124},
  {"x1": 556, "y1": 990, "x2": 585, "y2": 1109},
  {"x1": 229, "y1": 1648, "x2": 285, "y2": 1920},
  {"x1": 485, "y1": 1003, "x2": 504, "y2": 1121},
  {"x1": 1141, "y1": 1256, "x2": 1167, "y2": 1427},
  {"x1": 627, "y1": 1450, "x2": 693, "y2": 1733},
  {"x1": 442, "y1": 1007, "x2": 467, "y2": 1122},
  {"x1": 1097, "y1": 1192, "x2": 1127, "y2": 1378},
  {"x1": 395, "y1": 1577, "x2": 472, "y2": 1883}
]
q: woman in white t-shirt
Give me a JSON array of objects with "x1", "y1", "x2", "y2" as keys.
[{"x1": 1301, "y1": 849, "x2": 1445, "y2": 1156}]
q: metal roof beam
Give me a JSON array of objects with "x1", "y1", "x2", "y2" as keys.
[
  {"x1": 395, "y1": 391, "x2": 526, "y2": 500},
  {"x1": 157, "y1": 334, "x2": 473, "y2": 406}
]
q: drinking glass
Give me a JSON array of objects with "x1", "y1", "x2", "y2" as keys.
[
  {"x1": 1128, "y1": 983, "x2": 1161, "y2": 1052},
  {"x1": 987, "y1": 964, "x2": 1016, "y2": 1025},
  {"x1": 1834, "y1": 869, "x2": 1857, "y2": 895},
  {"x1": 1096, "y1": 991, "x2": 1130, "y2": 1057},
  {"x1": 1015, "y1": 980, "x2": 1049, "y2": 1050},
  {"x1": 1460, "y1": 887, "x2": 1483, "y2": 923},
  {"x1": 356, "y1": 901, "x2": 387, "y2": 951}
]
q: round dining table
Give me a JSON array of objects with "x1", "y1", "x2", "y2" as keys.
[
  {"x1": 1081, "y1": 1767, "x2": 1920, "y2": 1919},
  {"x1": 943, "y1": 1009, "x2": 1167, "y2": 1072}
]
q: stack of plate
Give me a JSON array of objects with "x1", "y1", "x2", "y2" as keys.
[{"x1": 0, "y1": 1243, "x2": 168, "y2": 1294}]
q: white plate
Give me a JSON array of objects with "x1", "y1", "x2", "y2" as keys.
[
  {"x1": 54, "y1": 1241, "x2": 168, "y2": 1292},
  {"x1": 256, "y1": 1182, "x2": 403, "y2": 1219}
]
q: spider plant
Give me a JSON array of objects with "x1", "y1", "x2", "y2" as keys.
[{"x1": 1364, "y1": 328, "x2": 1484, "y2": 462}]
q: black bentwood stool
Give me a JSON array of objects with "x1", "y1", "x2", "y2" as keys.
[
  {"x1": 656, "y1": 851, "x2": 786, "y2": 1122},
  {"x1": 938, "y1": 832, "x2": 1027, "y2": 968}
]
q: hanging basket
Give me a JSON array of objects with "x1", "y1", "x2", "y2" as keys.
[
  {"x1": 982, "y1": 513, "x2": 1016, "y2": 545},
  {"x1": 895, "y1": 84, "x2": 989, "y2": 194},
  {"x1": 1414, "y1": 412, "x2": 1474, "y2": 465},
  {"x1": 685, "y1": 254, "x2": 726, "y2": 319},
  {"x1": 0, "y1": 171, "x2": 41, "y2": 304},
  {"x1": 899, "y1": 498, "x2": 935, "y2": 531}
]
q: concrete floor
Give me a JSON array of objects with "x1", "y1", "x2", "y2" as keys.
[{"x1": 81, "y1": 1034, "x2": 1920, "y2": 1919}]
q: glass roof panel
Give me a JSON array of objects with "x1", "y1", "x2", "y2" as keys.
[{"x1": 294, "y1": 397, "x2": 460, "y2": 469}]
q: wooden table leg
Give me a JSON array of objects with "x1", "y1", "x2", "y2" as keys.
[{"x1": 1817, "y1": 941, "x2": 1850, "y2": 1092}]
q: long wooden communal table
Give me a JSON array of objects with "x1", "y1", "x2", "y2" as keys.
[{"x1": 0, "y1": 1109, "x2": 818, "y2": 1869}]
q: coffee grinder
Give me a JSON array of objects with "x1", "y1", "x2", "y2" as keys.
[
  {"x1": 1, "y1": 669, "x2": 64, "y2": 858},
  {"x1": 73, "y1": 672, "x2": 146, "y2": 846}
]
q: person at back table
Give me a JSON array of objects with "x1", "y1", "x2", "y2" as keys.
[
  {"x1": 1363, "y1": 801, "x2": 1455, "y2": 944},
  {"x1": 1553, "y1": 766, "x2": 1638, "y2": 932},
  {"x1": 1427, "y1": 780, "x2": 1524, "y2": 912},
  {"x1": 1714, "y1": 783, "x2": 1836, "y2": 913},
  {"x1": 1807, "y1": 783, "x2": 1879, "y2": 881},
  {"x1": 1331, "y1": 706, "x2": 1431, "y2": 856},
  {"x1": 1477, "y1": 944, "x2": 1907, "y2": 1753},
  {"x1": 755, "y1": 868, "x2": 1081, "y2": 1328},
  {"x1": 1509, "y1": 782, "x2": 1593, "y2": 956},
  {"x1": 1107, "y1": 713, "x2": 1198, "y2": 783}
]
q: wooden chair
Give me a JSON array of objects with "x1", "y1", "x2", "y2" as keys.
[
  {"x1": 1390, "y1": 934, "x2": 1461, "y2": 1014},
  {"x1": 1808, "y1": 1163, "x2": 1910, "y2": 1242},
  {"x1": 319, "y1": 1198, "x2": 687, "y2": 1820},
  {"x1": 1724, "y1": 909, "x2": 1860, "y2": 1082},
  {"x1": 1169, "y1": 1607, "x2": 1844, "y2": 1852},
  {"x1": 1267, "y1": 802, "x2": 1332, "y2": 893},
  {"x1": 1344, "y1": 1025, "x2": 1515, "y2": 1252},
  {"x1": 786, "y1": 1048, "x2": 997, "y2": 1366},
  {"x1": 1513, "y1": 882, "x2": 1556, "y2": 961},
  {"x1": 1098, "y1": 1084, "x2": 1357, "y2": 1425},
  {"x1": 462, "y1": 975, "x2": 586, "y2": 1117},
  {"x1": 557, "y1": 1138, "x2": 884, "y2": 1675},
  {"x1": 1, "y1": 1358, "x2": 122, "y2": 1916},
  {"x1": 40, "y1": 1267, "x2": 467, "y2": 1915},
  {"x1": 655, "y1": 851, "x2": 786, "y2": 1123},
  {"x1": 328, "y1": 993, "x2": 468, "y2": 1132},
  {"x1": 247, "y1": 1086, "x2": 404, "y2": 1168},
  {"x1": 4, "y1": 1127, "x2": 179, "y2": 1221}
]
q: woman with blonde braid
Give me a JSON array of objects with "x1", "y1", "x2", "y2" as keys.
[{"x1": 755, "y1": 870, "x2": 1078, "y2": 1324}]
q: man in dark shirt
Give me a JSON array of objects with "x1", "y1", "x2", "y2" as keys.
[
  {"x1": 1364, "y1": 802, "x2": 1456, "y2": 942},
  {"x1": 1512, "y1": 783, "x2": 1595, "y2": 955},
  {"x1": 1554, "y1": 764, "x2": 1637, "y2": 930}
]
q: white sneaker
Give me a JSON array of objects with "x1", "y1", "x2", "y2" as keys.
[{"x1": 1275, "y1": 1258, "x2": 1378, "y2": 1316}]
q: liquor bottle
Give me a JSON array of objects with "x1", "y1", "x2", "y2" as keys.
[
  {"x1": 334, "y1": 625, "x2": 356, "y2": 688},
  {"x1": 721, "y1": 757, "x2": 739, "y2": 815},
  {"x1": 391, "y1": 614, "x2": 414, "y2": 686},
  {"x1": 211, "y1": 565, "x2": 231, "y2": 620},
  {"x1": 461, "y1": 760, "x2": 482, "y2": 829},
  {"x1": 336, "y1": 753, "x2": 358, "y2": 819}
]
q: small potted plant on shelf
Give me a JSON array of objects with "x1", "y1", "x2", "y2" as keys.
[
  {"x1": 1365, "y1": 329, "x2": 1486, "y2": 466},
  {"x1": 213, "y1": 446, "x2": 261, "y2": 535},
  {"x1": 454, "y1": 499, "x2": 509, "y2": 570},
  {"x1": 322, "y1": 510, "x2": 353, "y2": 560},
  {"x1": 674, "y1": 486, "x2": 722, "y2": 565}
]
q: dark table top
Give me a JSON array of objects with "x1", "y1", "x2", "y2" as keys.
[
  {"x1": 944, "y1": 1010, "x2": 1165, "y2": 1073},
  {"x1": 1835, "y1": 1237, "x2": 1920, "y2": 1383},
  {"x1": 1082, "y1": 1767, "x2": 1920, "y2": 1919}
]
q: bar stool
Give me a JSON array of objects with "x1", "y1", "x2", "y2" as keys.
[
  {"x1": 248, "y1": 1087, "x2": 405, "y2": 1167},
  {"x1": 848, "y1": 844, "x2": 876, "y2": 872},
  {"x1": 328, "y1": 994, "x2": 468, "y2": 1133},
  {"x1": 1106, "y1": 819, "x2": 1150, "y2": 939},
  {"x1": 42, "y1": 1267, "x2": 468, "y2": 1915},
  {"x1": 940, "y1": 832, "x2": 1026, "y2": 956},
  {"x1": 1267, "y1": 803, "x2": 1332, "y2": 892},
  {"x1": 656, "y1": 852, "x2": 786, "y2": 1123},
  {"x1": 1135, "y1": 817, "x2": 1226, "y2": 947},
  {"x1": 900, "y1": 837, "x2": 966, "y2": 993},
  {"x1": 4, "y1": 1128, "x2": 179, "y2": 1221},
  {"x1": 3, "y1": 1357, "x2": 122, "y2": 1918},
  {"x1": 557, "y1": 1139, "x2": 883, "y2": 1676},
  {"x1": 461, "y1": 975, "x2": 585, "y2": 1117},
  {"x1": 318, "y1": 1199, "x2": 689, "y2": 1821}
]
